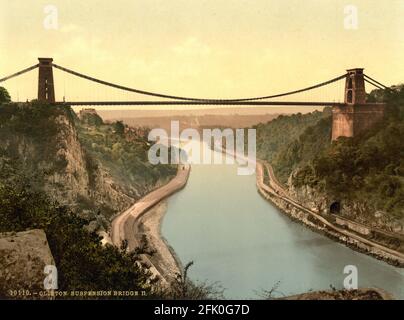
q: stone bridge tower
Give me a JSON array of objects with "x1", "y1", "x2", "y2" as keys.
[
  {"x1": 37, "y1": 58, "x2": 55, "y2": 103},
  {"x1": 331, "y1": 68, "x2": 385, "y2": 141}
]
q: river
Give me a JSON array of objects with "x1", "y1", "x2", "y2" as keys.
[{"x1": 161, "y1": 142, "x2": 404, "y2": 299}]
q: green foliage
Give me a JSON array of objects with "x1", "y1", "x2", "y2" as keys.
[
  {"x1": 271, "y1": 116, "x2": 332, "y2": 182},
  {"x1": 113, "y1": 120, "x2": 125, "y2": 136},
  {"x1": 77, "y1": 118, "x2": 177, "y2": 199},
  {"x1": 0, "y1": 181, "x2": 156, "y2": 295},
  {"x1": 0, "y1": 103, "x2": 61, "y2": 139},
  {"x1": 255, "y1": 108, "x2": 331, "y2": 182},
  {"x1": 0, "y1": 103, "x2": 74, "y2": 176},
  {"x1": 0, "y1": 87, "x2": 11, "y2": 103}
]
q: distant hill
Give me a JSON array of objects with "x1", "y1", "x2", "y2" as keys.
[{"x1": 93, "y1": 106, "x2": 322, "y2": 119}]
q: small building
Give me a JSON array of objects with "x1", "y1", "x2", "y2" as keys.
[
  {"x1": 79, "y1": 108, "x2": 98, "y2": 119},
  {"x1": 79, "y1": 108, "x2": 103, "y2": 126}
]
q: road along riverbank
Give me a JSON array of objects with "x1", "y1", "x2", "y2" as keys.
[
  {"x1": 256, "y1": 160, "x2": 404, "y2": 267},
  {"x1": 110, "y1": 164, "x2": 190, "y2": 285}
]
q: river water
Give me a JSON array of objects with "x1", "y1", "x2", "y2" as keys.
[{"x1": 161, "y1": 142, "x2": 404, "y2": 299}]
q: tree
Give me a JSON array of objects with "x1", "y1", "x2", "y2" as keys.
[
  {"x1": 165, "y1": 261, "x2": 224, "y2": 300},
  {"x1": 0, "y1": 87, "x2": 11, "y2": 103},
  {"x1": 113, "y1": 121, "x2": 125, "y2": 136}
]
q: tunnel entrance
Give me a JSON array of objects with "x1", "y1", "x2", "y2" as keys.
[{"x1": 330, "y1": 201, "x2": 341, "y2": 214}]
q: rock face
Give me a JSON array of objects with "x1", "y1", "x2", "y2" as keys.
[
  {"x1": 45, "y1": 114, "x2": 91, "y2": 204},
  {"x1": 46, "y1": 113, "x2": 134, "y2": 213},
  {"x1": 288, "y1": 179, "x2": 404, "y2": 235},
  {"x1": 0, "y1": 229, "x2": 55, "y2": 299}
]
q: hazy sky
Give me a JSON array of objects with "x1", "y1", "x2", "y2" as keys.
[{"x1": 0, "y1": 0, "x2": 403, "y2": 109}]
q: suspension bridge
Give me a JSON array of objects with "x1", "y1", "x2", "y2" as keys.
[
  {"x1": 0, "y1": 57, "x2": 389, "y2": 106},
  {"x1": 0, "y1": 57, "x2": 388, "y2": 139}
]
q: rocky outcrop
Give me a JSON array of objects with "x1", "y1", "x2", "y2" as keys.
[
  {"x1": 45, "y1": 114, "x2": 91, "y2": 203},
  {"x1": 89, "y1": 165, "x2": 135, "y2": 213},
  {"x1": 283, "y1": 288, "x2": 394, "y2": 300},
  {"x1": 47, "y1": 113, "x2": 135, "y2": 213},
  {"x1": 288, "y1": 178, "x2": 404, "y2": 235},
  {"x1": 0, "y1": 229, "x2": 55, "y2": 299}
]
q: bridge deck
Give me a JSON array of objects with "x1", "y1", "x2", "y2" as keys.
[{"x1": 56, "y1": 101, "x2": 347, "y2": 107}]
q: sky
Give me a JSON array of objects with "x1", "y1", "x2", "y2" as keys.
[{"x1": 0, "y1": 0, "x2": 403, "y2": 111}]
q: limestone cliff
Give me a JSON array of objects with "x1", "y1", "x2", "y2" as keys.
[
  {"x1": 48, "y1": 113, "x2": 134, "y2": 213},
  {"x1": 0, "y1": 229, "x2": 55, "y2": 299}
]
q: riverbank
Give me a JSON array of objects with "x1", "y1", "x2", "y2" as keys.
[
  {"x1": 110, "y1": 164, "x2": 190, "y2": 285},
  {"x1": 256, "y1": 161, "x2": 404, "y2": 267}
]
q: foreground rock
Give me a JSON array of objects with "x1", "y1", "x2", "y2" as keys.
[
  {"x1": 283, "y1": 288, "x2": 394, "y2": 300},
  {"x1": 0, "y1": 229, "x2": 55, "y2": 299}
]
